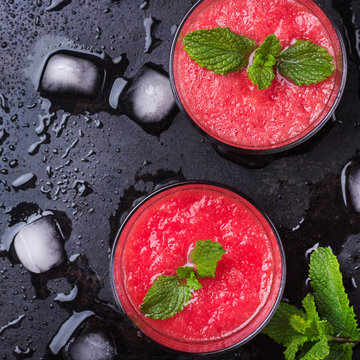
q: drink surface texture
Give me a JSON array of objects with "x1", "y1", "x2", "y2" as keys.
[
  {"x1": 173, "y1": 0, "x2": 337, "y2": 149},
  {"x1": 113, "y1": 184, "x2": 283, "y2": 352}
]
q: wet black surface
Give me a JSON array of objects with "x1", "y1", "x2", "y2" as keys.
[{"x1": 1, "y1": 0, "x2": 360, "y2": 359}]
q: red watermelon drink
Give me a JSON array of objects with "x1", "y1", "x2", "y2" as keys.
[
  {"x1": 111, "y1": 182, "x2": 285, "y2": 354},
  {"x1": 170, "y1": 0, "x2": 346, "y2": 154}
]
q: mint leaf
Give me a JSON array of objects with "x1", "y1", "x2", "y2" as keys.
[
  {"x1": 284, "y1": 335, "x2": 310, "y2": 360},
  {"x1": 309, "y1": 247, "x2": 360, "y2": 340},
  {"x1": 263, "y1": 296, "x2": 335, "y2": 360},
  {"x1": 264, "y1": 247, "x2": 360, "y2": 360},
  {"x1": 248, "y1": 34, "x2": 282, "y2": 90},
  {"x1": 183, "y1": 27, "x2": 257, "y2": 75},
  {"x1": 299, "y1": 337, "x2": 330, "y2": 360},
  {"x1": 140, "y1": 275, "x2": 193, "y2": 320},
  {"x1": 176, "y1": 266, "x2": 202, "y2": 290},
  {"x1": 278, "y1": 40, "x2": 335, "y2": 86},
  {"x1": 288, "y1": 295, "x2": 334, "y2": 343},
  {"x1": 176, "y1": 266, "x2": 194, "y2": 279},
  {"x1": 140, "y1": 240, "x2": 225, "y2": 320},
  {"x1": 248, "y1": 66, "x2": 276, "y2": 90},
  {"x1": 186, "y1": 271, "x2": 202, "y2": 290},
  {"x1": 191, "y1": 240, "x2": 226, "y2": 277},
  {"x1": 303, "y1": 294, "x2": 320, "y2": 322},
  {"x1": 289, "y1": 314, "x2": 311, "y2": 335},
  {"x1": 262, "y1": 302, "x2": 306, "y2": 345},
  {"x1": 302, "y1": 294, "x2": 334, "y2": 340},
  {"x1": 325, "y1": 343, "x2": 353, "y2": 360}
]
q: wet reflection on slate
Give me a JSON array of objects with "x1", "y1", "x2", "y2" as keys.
[{"x1": 0, "y1": 0, "x2": 360, "y2": 359}]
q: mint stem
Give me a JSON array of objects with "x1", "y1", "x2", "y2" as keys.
[
  {"x1": 328, "y1": 336, "x2": 360, "y2": 347},
  {"x1": 329, "y1": 336, "x2": 352, "y2": 343}
]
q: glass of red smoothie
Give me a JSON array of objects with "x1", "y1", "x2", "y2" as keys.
[
  {"x1": 170, "y1": 0, "x2": 347, "y2": 154},
  {"x1": 110, "y1": 181, "x2": 286, "y2": 355}
]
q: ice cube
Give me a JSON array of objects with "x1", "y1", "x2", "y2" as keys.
[
  {"x1": 120, "y1": 64, "x2": 177, "y2": 133},
  {"x1": 14, "y1": 215, "x2": 66, "y2": 273},
  {"x1": 66, "y1": 331, "x2": 117, "y2": 360},
  {"x1": 341, "y1": 161, "x2": 360, "y2": 213},
  {"x1": 40, "y1": 52, "x2": 103, "y2": 98}
]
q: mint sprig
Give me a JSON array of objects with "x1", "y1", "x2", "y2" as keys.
[
  {"x1": 176, "y1": 266, "x2": 202, "y2": 290},
  {"x1": 183, "y1": 28, "x2": 335, "y2": 89},
  {"x1": 310, "y1": 247, "x2": 360, "y2": 340},
  {"x1": 191, "y1": 239, "x2": 226, "y2": 277},
  {"x1": 140, "y1": 240, "x2": 225, "y2": 320},
  {"x1": 139, "y1": 276, "x2": 193, "y2": 320},
  {"x1": 263, "y1": 247, "x2": 360, "y2": 360},
  {"x1": 278, "y1": 41, "x2": 335, "y2": 86},
  {"x1": 248, "y1": 34, "x2": 282, "y2": 90},
  {"x1": 183, "y1": 27, "x2": 257, "y2": 75}
]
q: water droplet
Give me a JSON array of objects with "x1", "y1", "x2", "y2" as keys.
[
  {"x1": 0, "y1": 314, "x2": 26, "y2": 335},
  {"x1": 143, "y1": 16, "x2": 161, "y2": 53},
  {"x1": 13, "y1": 345, "x2": 34, "y2": 359},
  {"x1": 52, "y1": 113, "x2": 70, "y2": 137},
  {"x1": 28, "y1": 134, "x2": 47, "y2": 155},
  {"x1": 46, "y1": 0, "x2": 72, "y2": 12},
  {"x1": 109, "y1": 78, "x2": 128, "y2": 110},
  {"x1": 0, "y1": 94, "x2": 10, "y2": 113},
  {"x1": 46, "y1": 165, "x2": 53, "y2": 178},
  {"x1": 85, "y1": 149, "x2": 96, "y2": 157},
  {"x1": 54, "y1": 285, "x2": 78, "y2": 302},
  {"x1": 0, "y1": 129, "x2": 9, "y2": 145},
  {"x1": 94, "y1": 119, "x2": 103, "y2": 129},
  {"x1": 95, "y1": 26, "x2": 102, "y2": 40},
  {"x1": 9, "y1": 160, "x2": 18, "y2": 168},
  {"x1": 12, "y1": 173, "x2": 37, "y2": 191},
  {"x1": 139, "y1": 1, "x2": 149, "y2": 10},
  {"x1": 62, "y1": 138, "x2": 79, "y2": 159},
  {"x1": 171, "y1": 24, "x2": 178, "y2": 35},
  {"x1": 73, "y1": 180, "x2": 93, "y2": 197},
  {"x1": 49, "y1": 311, "x2": 94, "y2": 355},
  {"x1": 305, "y1": 243, "x2": 319, "y2": 260}
]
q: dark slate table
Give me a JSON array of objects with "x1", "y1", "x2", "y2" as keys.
[{"x1": 0, "y1": 0, "x2": 359, "y2": 359}]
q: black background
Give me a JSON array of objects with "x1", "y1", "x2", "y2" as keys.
[{"x1": 0, "y1": 0, "x2": 360, "y2": 359}]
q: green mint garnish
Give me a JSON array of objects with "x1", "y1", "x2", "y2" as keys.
[
  {"x1": 263, "y1": 247, "x2": 360, "y2": 360},
  {"x1": 139, "y1": 275, "x2": 193, "y2": 320},
  {"x1": 183, "y1": 28, "x2": 335, "y2": 88},
  {"x1": 176, "y1": 266, "x2": 202, "y2": 290},
  {"x1": 248, "y1": 34, "x2": 282, "y2": 90},
  {"x1": 328, "y1": 343, "x2": 353, "y2": 360},
  {"x1": 191, "y1": 239, "x2": 226, "y2": 277},
  {"x1": 140, "y1": 240, "x2": 225, "y2": 320},
  {"x1": 278, "y1": 40, "x2": 335, "y2": 86},
  {"x1": 309, "y1": 247, "x2": 360, "y2": 340},
  {"x1": 183, "y1": 27, "x2": 257, "y2": 76}
]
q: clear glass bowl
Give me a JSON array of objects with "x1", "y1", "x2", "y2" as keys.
[
  {"x1": 110, "y1": 181, "x2": 286, "y2": 356},
  {"x1": 170, "y1": 0, "x2": 347, "y2": 155}
]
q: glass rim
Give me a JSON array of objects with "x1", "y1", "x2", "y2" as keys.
[
  {"x1": 109, "y1": 180, "x2": 287, "y2": 356},
  {"x1": 169, "y1": 0, "x2": 348, "y2": 155}
]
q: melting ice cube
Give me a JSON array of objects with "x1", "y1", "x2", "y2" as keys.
[
  {"x1": 66, "y1": 331, "x2": 117, "y2": 360},
  {"x1": 40, "y1": 52, "x2": 104, "y2": 98},
  {"x1": 341, "y1": 161, "x2": 360, "y2": 213},
  {"x1": 60, "y1": 316, "x2": 118, "y2": 360},
  {"x1": 14, "y1": 215, "x2": 66, "y2": 273},
  {"x1": 120, "y1": 64, "x2": 177, "y2": 133}
]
